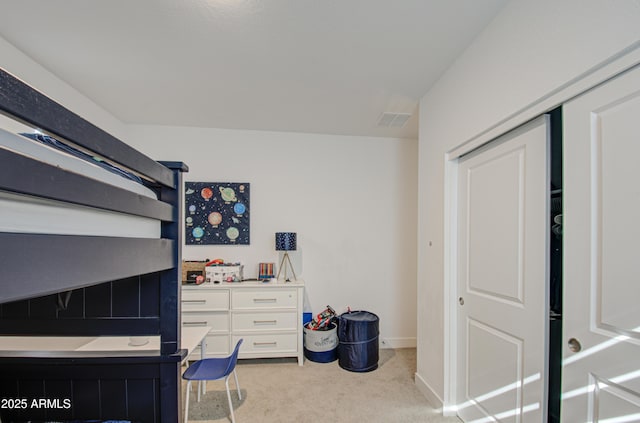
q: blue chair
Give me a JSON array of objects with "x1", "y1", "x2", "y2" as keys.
[{"x1": 183, "y1": 339, "x2": 243, "y2": 423}]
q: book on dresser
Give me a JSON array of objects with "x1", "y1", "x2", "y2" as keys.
[{"x1": 181, "y1": 280, "x2": 305, "y2": 366}]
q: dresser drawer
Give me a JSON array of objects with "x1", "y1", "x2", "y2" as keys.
[
  {"x1": 232, "y1": 289, "x2": 297, "y2": 310},
  {"x1": 182, "y1": 289, "x2": 229, "y2": 311},
  {"x1": 232, "y1": 311, "x2": 297, "y2": 332},
  {"x1": 182, "y1": 312, "x2": 229, "y2": 333},
  {"x1": 234, "y1": 333, "x2": 297, "y2": 354}
]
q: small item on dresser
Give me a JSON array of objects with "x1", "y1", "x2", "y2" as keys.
[
  {"x1": 258, "y1": 262, "x2": 275, "y2": 280},
  {"x1": 206, "y1": 262, "x2": 244, "y2": 283},
  {"x1": 185, "y1": 269, "x2": 205, "y2": 284},
  {"x1": 182, "y1": 260, "x2": 208, "y2": 284}
]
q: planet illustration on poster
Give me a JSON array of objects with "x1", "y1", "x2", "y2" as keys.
[
  {"x1": 233, "y1": 202, "x2": 246, "y2": 215},
  {"x1": 192, "y1": 226, "x2": 204, "y2": 239},
  {"x1": 226, "y1": 227, "x2": 239, "y2": 241},
  {"x1": 185, "y1": 182, "x2": 250, "y2": 245},
  {"x1": 208, "y1": 212, "x2": 222, "y2": 226},
  {"x1": 220, "y1": 187, "x2": 237, "y2": 202},
  {"x1": 201, "y1": 187, "x2": 213, "y2": 200}
]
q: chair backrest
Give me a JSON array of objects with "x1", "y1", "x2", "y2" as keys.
[{"x1": 223, "y1": 338, "x2": 243, "y2": 376}]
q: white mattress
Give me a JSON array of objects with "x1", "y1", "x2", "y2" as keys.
[{"x1": 0, "y1": 126, "x2": 161, "y2": 238}]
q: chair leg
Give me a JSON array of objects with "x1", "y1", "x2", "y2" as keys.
[
  {"x1": 225, "y1": 375, "x2": 236, "y2": 423},
  {"x1": 185, "y1": 380, "x2": 191, "y2": 423},
  {"x1": 233, "y1": 369, "x2": 242, "y2": 400}
]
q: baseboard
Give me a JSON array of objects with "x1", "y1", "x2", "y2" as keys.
[
  {"x1": 380, "y1": 337, "x2": 416, "y2": 349},
  {"x1": 415, "y1": 372, "x2": 443, "y2": 410}
]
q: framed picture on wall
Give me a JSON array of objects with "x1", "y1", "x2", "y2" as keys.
[{"x1": 184, "y1": 182, "x2": 250, "y2": 245}]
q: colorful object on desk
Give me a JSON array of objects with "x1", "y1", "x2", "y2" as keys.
[
  {"x1": 307, "y1": 305, "x2": 337, "y2": 331},
  {"x1": 195, "y1": 275, "x2": 205, "y2": 285},
  {"x1": 206, "y1": 258, "x2": 224, "y2": 266}
]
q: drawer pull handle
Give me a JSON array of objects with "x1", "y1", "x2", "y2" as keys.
[
  {"x1": 253, "y1": 298, "x2": 277, "y2": 303},
  {"x1": 253, "y1": 341, "x2": 277, "y2": 346},
  {"x1": 254, "y1": 320, "x2": 277, "y2": 325},
  {"x1": 183, "y1": 300, "x2": 207, "y2": 304},
  {"x1": 183, "y1": 321, "x2": 208, "y2": 326}
]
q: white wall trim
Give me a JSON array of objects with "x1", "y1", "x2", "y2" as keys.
[
  {"x1": 381, "y1": 337, "x2": 416, "y2": 349},
  {"x1": 447, "y1": 41, "x2": 640, "y2": 160},
  {"x1": 415, "y1": 372, "x2": 445, "y2": 411},
  {"x1": 442, "y1": 156, "x2": 458, "y2": 412},
  {"x1": 441, "y1": 42, "x2": 640, "y2": 415}
]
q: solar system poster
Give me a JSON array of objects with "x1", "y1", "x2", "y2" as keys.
[{"x1": 184, "y1": 182, "x2": 250, "y2": 245}]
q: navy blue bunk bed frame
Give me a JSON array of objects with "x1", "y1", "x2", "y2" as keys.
[{"x1": 0, "y1": 68, "x2": 188, "y2": 422}]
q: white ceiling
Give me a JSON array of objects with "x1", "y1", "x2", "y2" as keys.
[{"x1": 0, "y1": 0, "x2": 508, "y2": 139}]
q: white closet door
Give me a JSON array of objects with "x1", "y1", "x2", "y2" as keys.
[
  {"x1": 457, "y1": 116, "x2": 549, "y2": 422},
  {"x1": 562, "y1": 64, "x2": 640, "y2": 422}
]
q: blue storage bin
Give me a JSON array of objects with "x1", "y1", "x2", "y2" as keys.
[{"x1": 337, "y1": 310, "x2": 379, "y2": 372}]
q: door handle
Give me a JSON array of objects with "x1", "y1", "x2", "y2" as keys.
[
  {"x1": 459, "y1": 297, "x2": 465, "y2": 306},
  {"x1": 568, "y1": 337, "x2": 582, "y2": 353}
]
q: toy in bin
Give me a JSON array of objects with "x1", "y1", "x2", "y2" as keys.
[{"x1": 307, "y1": 305, "x2": 337, "y2": 330}]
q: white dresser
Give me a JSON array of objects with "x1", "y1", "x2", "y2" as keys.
[{"x1": 181, "y1": 280, "x2": 304, "y2": 365}]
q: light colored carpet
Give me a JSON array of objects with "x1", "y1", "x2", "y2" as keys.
[{"x1": 181, "y1": 348, "x2": 461, "y2": 423}]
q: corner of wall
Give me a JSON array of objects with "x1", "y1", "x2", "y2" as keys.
[
  {"x1": 0, "y1": 36, "x2": 128, "y2": 141},
  {"x1": 415, "y1": 371, "x2": 444, "y2": 410}
]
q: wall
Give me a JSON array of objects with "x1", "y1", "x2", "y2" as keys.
[
  {"x1": 416, "y1": 0, "x2": 640, "y2": 408},
  {"x1": 127, "y1": 125, "x2": 419, "y2": 347},
  {"x1": 1, "y1": 33, "x2": 419, "y2": 348},
  {"x1": 0, "y1": 37, "x2": 128, "y2": 140}
]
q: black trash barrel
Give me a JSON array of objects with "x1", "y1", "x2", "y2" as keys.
[{"x1": 337, "y1": 310, "x2": 379, "y2": 372}]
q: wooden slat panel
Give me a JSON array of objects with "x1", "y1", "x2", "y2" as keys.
[
  {"x1": 0, "y1": 233, "x2": 175, "y2": 304},
  {"x1": 100, "y1": 379, "x2": 128, "y2": 419},
  {"x1": 0, "y1": 357, "x2": 183, "y2": 422},
  {"x1": 73, "y1": 379, "x2": 100, "y2": 418},
  {"x1": 0, "y1": 147, "x2": 174, "y2": 222},
  {"x1": 0, "y1": 317, "x2": 160, "y2": 336},
  {"x1": 0, "y1": 68, "x2": 175, "y2": 188}
]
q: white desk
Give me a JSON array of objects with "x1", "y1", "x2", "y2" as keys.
[
  {"x1": 0, "y1": 328, "x2": 211, "y2": 359},
  {"x1": 181, "y1": 325, "x2": 211, "y2": 362}
]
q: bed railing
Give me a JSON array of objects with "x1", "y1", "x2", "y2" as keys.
[{"x1": 0, "y1": 68, "x2": 174, "y2": 188}]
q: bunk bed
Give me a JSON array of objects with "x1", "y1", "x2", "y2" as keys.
[{"x1": 0, "y1": 67, "x2": 188, "y2": 422}]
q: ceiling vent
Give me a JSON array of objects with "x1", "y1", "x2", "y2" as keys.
[{"x1": 377, "y1": 112, "x2": 411, "y2": 128}]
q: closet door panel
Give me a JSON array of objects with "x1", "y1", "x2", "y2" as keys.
[
  {"x1": 562, "y1": 64, "x2": 640, "y2": 423},
  {"x1": 456, "y1": 116, "x2": 549, "y2": 423}
]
